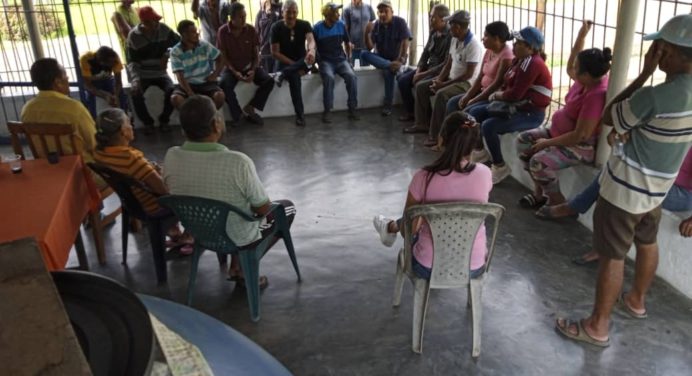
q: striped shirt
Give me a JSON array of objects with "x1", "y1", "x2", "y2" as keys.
[
  {"x1": 94, "y1": 146, "x2": 161, "y2": 214},
  {"x1": 600, "y1": 74, "x2": 692, "y2": 214},
  {"x1": 170, "y1": 41, "x2": 220, "y2": 84},
  {"x1": 126, "y1": 23, "x2": 180, "y2": 81},
  {"x1": 163, "y1": 142, "x2": 270, "y2": 246}
]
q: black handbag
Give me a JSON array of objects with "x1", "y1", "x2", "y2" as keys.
[{"x1": 487, "y1": 99, "x2": 529, "y2": 118}]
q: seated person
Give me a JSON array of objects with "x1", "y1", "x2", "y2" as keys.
[
  {"x1": 466, "y1": 26, "x2": 552, "y2": 184},
  {"x1": 360, "y1": 0, "x2": 412, "y2": 116},
  {"x1": 93, "y1": 108, "x2": 192, "y2": 252},
  {"x1": 217, "y1": 2, "x2": 274, "y2": 126},
  {"x1": 270, "y1": 0, "x2": 316, "y2": 126},
  {"x1": 372, "y1": 111, "x2": 493, "y2": 279},
  {"x1": 445, "y1": 21, "x2": 513, "y2": 134},
  {"x1": 126, "y1": 6, "x2": 180, "y2": 134},
  {"x1": 80, "y1": 46, "x2": 129, "y2": 118},
  {"x1": 170, "y1": 20, "x2": 225, "y2": 110},
  {"x1": 398, "y1": 4, "x2": 451, "y2": 124},
  {"x1": 163, "y1": 95, "x2": 296, "y2": 287},
  {"x1": 516, "y1": 20, "x2": 610, "y2": 210},
  {"x1": 313, "y1": 2, "x2": 359, "y2": 123},
  {"x1": 417, "y1": 10, "x2": 482, "y2": 144},
  {"x1": 22, "y1": 58, "x2": 97, "y2": 162}
]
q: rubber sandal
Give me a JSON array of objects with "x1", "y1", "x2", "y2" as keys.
[
  {"x1": 555, "y1": 318, "x2": 610, "y2": 348},
  {"x1": 616, "y1": 292, "x2": 648, "y2": 319},
  {"x1": 423, "y1": 138, "x2": 437, "y2": 147},
  {"x1": 179, "y1": 244, "x2": 194, "y2": 256},
  {"x1": 519, "y1": 194, "x2": 547, "y2": 209},
  {"x1": 235, "y1": 275, "x2": 269, "y2": 290},
  {"x1": 571, "y1": 254, "x2": 599, "y2": 266},
  {"x1": 535, "y1": 205, "x2": 578, "y2": 220}
]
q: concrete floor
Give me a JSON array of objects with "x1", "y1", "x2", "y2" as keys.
[{"x1": 73, "y1": 108, "x2": 692, "y2": 375}]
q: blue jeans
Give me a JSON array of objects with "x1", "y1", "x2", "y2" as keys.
[
  {"x1": 446, "y1": 93, "x2": 464, "y2": 116},
  {"x1": 359, "y1": 51, "x2": 395, "y2": 107},
  {"x1": 86, "y1": 78, "x2": 129, "y2": 118},
  {"x1": 663, "y1": 184, "x2": 692, "y2": 212},
  {"x1": 467, "y1": 102, "x2": 545, "y2": 164},
  {"x1": 351, "y1": 49, "x2": 370, "y2": 67},
  {"x1": 567, "y1": 174, "x2": 600, "y2": 214},
  {"x1": 396, "y1": 68, "x2": 417, "y2": 115},
  {"x1": 319, "y1": 59, "x2": 357, "y2": 112}
]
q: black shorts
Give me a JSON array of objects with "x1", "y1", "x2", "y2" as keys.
[{"x1": 172, "y1": 82, "x2": 223, "y2": 98}]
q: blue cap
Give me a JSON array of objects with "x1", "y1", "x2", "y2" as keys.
[
  {"x1": 643, "y1": 14, "x2": 692, "y2": 48},
  {"x1": 513, "y1": 26, "x2": 544, "y2": 50}
]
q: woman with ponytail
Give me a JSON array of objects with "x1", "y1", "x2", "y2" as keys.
[
  {"x1": 93, "y1": 108, "x2": 193, "y2": 253},
  {"x1": 372, "y1": 111, "x2": 493, "y2": 279},
  {"x1": 516, "y1": 21, "x2": 612, "y2": 211}
]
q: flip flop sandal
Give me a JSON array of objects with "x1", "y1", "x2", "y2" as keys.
[
  {"x1": 555, "y1": 318, "x2": 610, "y2": 348},
  {"x1": 535, "y1": 206, "x2": 578, "y2": 220},
  {"x1": 519, "y1": 194, "x2": 547, "y2": 209},
  {"x1": 571, "y1": 254, "x2": 599, "y2": 266},
  {"x1": 616, "y1": 292, "x2": 648, "y2": 319},
  {"x1": 236, "y1": 275, "x2": 269, "y2": 290}
]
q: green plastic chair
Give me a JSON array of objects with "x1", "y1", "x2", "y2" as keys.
[{"x1": 158, "y1": 195, "x2": 301, "y2": 322}]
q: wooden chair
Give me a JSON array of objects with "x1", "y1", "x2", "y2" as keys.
[{"x1": 7, "y1": 121, "x2": 122, "y2": 265}]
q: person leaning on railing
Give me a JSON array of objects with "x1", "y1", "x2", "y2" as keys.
[
  {"x1": 515, "y1": 20, "x2": 611, "y2": 212},
  {"x1": 465, "y1": 26, "x2": 553, "y2": 185}
]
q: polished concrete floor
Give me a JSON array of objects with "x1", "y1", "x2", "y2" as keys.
[{"x1": 72, "y1": 109, "x2": 692, "y2": 375}]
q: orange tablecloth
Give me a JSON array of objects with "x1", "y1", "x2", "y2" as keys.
[{"x1": 0, "y1": 156, "x2": 100, "y2": 270}]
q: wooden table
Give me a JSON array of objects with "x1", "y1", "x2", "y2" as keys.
[{"x1": 0, "y1": 155, "x2": 100, "y2": 270}]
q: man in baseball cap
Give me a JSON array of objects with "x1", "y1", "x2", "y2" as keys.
[
  {"x1": 556, "y1": 13, "x2": 692, "y2": 348},
  {"x1": 126, "y1": 6, "x2": 180, "y2": 133},
  {"x1": 321, "y1": 2, "x2": 343, "y2": 17},
  {"x1": 137, "y1": 6, "x2": 162, "y2": 22}
]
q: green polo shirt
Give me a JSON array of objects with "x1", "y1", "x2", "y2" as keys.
[{"x1": 163, "y1": 142, "x2": 269, "y2": 246}]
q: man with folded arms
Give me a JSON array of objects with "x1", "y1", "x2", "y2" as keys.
[
  {"x1": 360, "y1": 0, "x2": 412, "y2": 116},
  {"x1": 555, "y1": 14, "x2": 692, "y2": 348}
]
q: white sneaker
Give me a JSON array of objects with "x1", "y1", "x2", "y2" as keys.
[
  {"x1": 470, "y1": 148, "x2": 490, "y2": 163},
  {"x1": 491, "y1": 164, "x2": 511, "y2": 184},
  {"x1": 373, "y1": 215, "x2": 396, "y2": 247}
]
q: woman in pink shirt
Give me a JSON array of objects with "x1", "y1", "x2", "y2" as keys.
[
  {"x1": 373, "y1": 111, "x2": 493, "y2": 278},
  {"x1": 445, "y1": 21, "x2": 514, "y2": 121},
  {"x1": 516, "y1": 21, "x2": 611, "y2": 210}
]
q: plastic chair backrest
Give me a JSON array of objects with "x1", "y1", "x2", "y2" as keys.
[
  {"x1": 158, "y1": 195, "x2": 254, "y2": 253},
  {"x1": 404, "y1": 202, "x2": 505, "y2": 289},
  {"x1": 87, "y1": 162, "x2": 155, "y2": 220},
  {"x1": 7, "y1": 121, "x2": 80, "y2": 160}
]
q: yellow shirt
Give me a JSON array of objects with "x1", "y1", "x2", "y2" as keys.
[
  {"x1": 20, "y1": 90, "x2": 97, "y2": 162},
  {"x1": 79, "y1": 51, "x2": 124, "y2": 81}
]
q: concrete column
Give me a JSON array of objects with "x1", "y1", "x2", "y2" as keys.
[
  {"x1": 595, "y1": 0, "x2": 641, "y2": 167},
  {"x1": 21, "y1": 0, "x2": 44, "y2": 60},
  {"x1": 407, "y1": 0, "x2": 419, "y2": 65}
]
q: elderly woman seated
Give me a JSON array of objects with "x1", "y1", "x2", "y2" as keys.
[
  {"x1": 516, "y1": 20, "x2": 611, "y2": 211},
  {"x1": 93, "y1": 108, "x2": 192, "y2": 253}
]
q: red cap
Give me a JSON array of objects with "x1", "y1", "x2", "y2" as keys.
[{"x1": 138, "y1": 6, "x2": 162, "y2": 22}]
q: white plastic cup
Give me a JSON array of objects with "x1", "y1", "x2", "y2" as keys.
[
  {"x1": 354, "y1": 58, "x2": 361, "y2": 69},
  {"x1": 2, "y1": 154, "x2": 22, "y2": 173}
]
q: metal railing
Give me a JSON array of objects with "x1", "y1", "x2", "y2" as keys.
[{"x1": 1, "y1": 0, "x2": 691, "y2": 127}]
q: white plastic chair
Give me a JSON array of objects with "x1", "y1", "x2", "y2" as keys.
[{"x1": 392, "y1": 202, "x2": 505, "y2": 358}]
